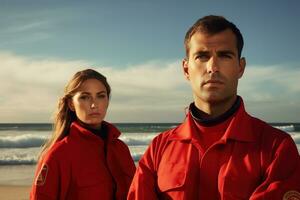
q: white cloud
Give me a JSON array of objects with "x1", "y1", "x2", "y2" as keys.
[
  {"x1": 2, "y1": 21, "x2": 50, "y2": 34},
  {"x1": 0, "y1": 52, "x2": 90, "y2": 122},
  {"x1": 0, "y1": 52, "x2": 191, "y2": 123},
  {"x1": 0, "y1": 51, "x2": 299, "y2": 123},
  {"x1": 239, "y1": 65, "x2": 300, "y2": 101},
  {"x1": 0, "y1": 18, "x2": 53, "y2": 46},
  {"x1": 239, "y1": 64, "x2": 300, "y2": 122}
]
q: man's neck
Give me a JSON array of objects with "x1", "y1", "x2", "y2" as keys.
[
  {"x1": 190, "y1": 96, "x2": 241, "y2": 126},
  {"x1": 194, "y1": 96, "x2": 237, "y2": 119}
]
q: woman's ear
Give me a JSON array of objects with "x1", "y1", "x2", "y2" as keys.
[{"x1": 67, "y1": 99, "x2": 75, "y2": 111}]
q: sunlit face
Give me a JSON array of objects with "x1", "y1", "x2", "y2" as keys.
[
  {"x1": 183, "y1": 29, "x2": 245, "y2": 106},
  {"x1": 68, "y1": 79, "x2": 109, "y2": 129}
]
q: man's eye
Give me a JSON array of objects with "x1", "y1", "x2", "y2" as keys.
[
  {"x1": 196, "y1": 55, "x2": 209, "y2": 60},
  {"x1": 222, "y1": 55, "x2": 231, "y2": 58},
  {"x1": 219, "y1": 53, "x2": 232, "y2": 59}
]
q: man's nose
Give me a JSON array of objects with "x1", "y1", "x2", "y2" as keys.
[{"x1": 207, "y1": 56, "x2": 219, "y2": 73}]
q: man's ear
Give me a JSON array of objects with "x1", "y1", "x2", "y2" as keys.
[
  {"x1": 67, "y1": 99, "x2": 75, "y2": 111},
  {"x1": 238, "y1": 57, "x2": 246, "y2": 79},
  {"x1": 182, "y1": 58, "x2": 190, "y2": 80}
]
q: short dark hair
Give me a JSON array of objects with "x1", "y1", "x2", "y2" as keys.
[{"x1": 184, "y1": 15, "x2": 244, "y2": 58}]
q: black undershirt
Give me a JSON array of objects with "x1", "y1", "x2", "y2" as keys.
[
  {"x1": 190, "y1": 96, "x2": 241, "y2": 127},
  {"x1": 78, "y1": 121, "x2": 108, "y2": 140}
]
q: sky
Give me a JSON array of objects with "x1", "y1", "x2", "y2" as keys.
[{"x1": 0, "y1": 0, "x2": 299, "y2": 123}]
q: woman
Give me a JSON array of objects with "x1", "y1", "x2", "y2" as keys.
[{"x1": 30, "y1": 69, "x2": 136, "y2": 200}]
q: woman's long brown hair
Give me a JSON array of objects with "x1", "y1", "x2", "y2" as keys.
[{"x1": 39, "y1": 69, "x2": 111, "y2": 160}]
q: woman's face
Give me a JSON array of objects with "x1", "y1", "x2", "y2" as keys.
[{"x1": 68, "y1": 78, "x2": 109, "y2": 129}]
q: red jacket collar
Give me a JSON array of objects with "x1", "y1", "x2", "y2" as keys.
[
  {"x1": 169, "y1": 99, "x2": 255, "y2": 143},
  {"x1": 71, "y1": 121, "x2": 121, "y2": 142}
]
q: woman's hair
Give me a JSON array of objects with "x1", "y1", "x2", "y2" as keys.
[{"x1": 39, "y1": 69, "x2": 111, "y2": 159}]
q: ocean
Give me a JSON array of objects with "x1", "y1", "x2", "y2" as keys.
[{"x1": 0, "y1": 123, "x2": 299, "y2": 186}]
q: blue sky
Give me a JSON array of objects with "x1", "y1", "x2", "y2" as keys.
[{"x1": 0, "y1": 0, "x2": 299, "y2": 123}]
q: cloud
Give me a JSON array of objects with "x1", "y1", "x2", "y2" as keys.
[
  {"x1": 0, "y1": 51, "x2": 299, "y2": 123},
  {"x1": 2, "y1": 21, "x2": 50, "y2": 34},
  {"x1": 0, "y1": 17, "x2": 53, "y2": 45},
  {"x1": 0, "y1": 52, "x2": 89, "y2": 122},
  {"x1": 239, "y1": 64, "x2": 300, "y2": 122},
  {"x1": 239, "y1": 64, "x2": 300, "y2": 101},
  {"x1": 0, "y1": 51, "x2": 191, "y2": 123}
]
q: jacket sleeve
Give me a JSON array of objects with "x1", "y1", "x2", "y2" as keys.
[
  {"x1": 250, "y1": 136, "x2": 300, "y2": 200},
  {"x1": 127, "y1": 137, "x2": 161, "y2": 200},
  {"x1": 30, "y1": 154, "x2": 62, "y2": 200}
]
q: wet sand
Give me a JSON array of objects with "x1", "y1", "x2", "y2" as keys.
[{"x1": 0, "y1": 185, "x2": 30, "y2": 200}]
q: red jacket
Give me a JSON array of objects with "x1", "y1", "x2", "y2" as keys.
[
  {"x1": 128, "y1": 101, "x2": 300, "y2": 200},
  {"x1": 30, "y1": 121, "x2": 135, "y2": 200}
]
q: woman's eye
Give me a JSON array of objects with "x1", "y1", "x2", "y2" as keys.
[
  {"x1": 97, "y1": 94, "x2": 106, "y2": 99},
  {"x1": 80, "y1": 95, "x2": 90, "y2": 100}
]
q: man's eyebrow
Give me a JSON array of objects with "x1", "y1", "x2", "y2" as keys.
[
  {"x1": 194, "y1": 50, "x2": 210, "y2": 55},
  {"x1": 217, "y1": 50, "x2": 236, "y2": 55},
  {"x1": 192, "y1": 50, "x2": 237, "y2": 57}
]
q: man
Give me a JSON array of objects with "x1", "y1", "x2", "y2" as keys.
[{"x1": 128, "y1": 15, "x2": 300, "y2": 199}]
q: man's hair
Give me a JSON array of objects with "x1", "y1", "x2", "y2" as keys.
[{"x1": 184, "y1": 15, "x2": 244, "y2": 58}]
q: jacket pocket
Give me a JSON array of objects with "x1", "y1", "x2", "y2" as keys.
[{"x1": 157, "y1": 162, "x2": 187, "y2": 192}]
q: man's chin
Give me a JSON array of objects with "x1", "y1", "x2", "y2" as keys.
[
  {"x1": 202, "y1": 93, "x2": 222, "y2": 102},
  {"x1": 201, "y1": 93, "x2": 230, "y2": 104},
  {"x1": 205, "y1": 94, "x2": 236, "y2": 105}
]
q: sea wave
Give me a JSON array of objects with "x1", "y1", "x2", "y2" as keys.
[
  {"x1": 131, "y1": 152, "x2": 144, "y2": 162},
  {"x1": 0, "y1": 124, "x2": 51, "y2": 131},
  {"x1": 0, "y1": 159, "x2": 36, "y2": 165},
  {"x1": 1, "y1": 130, "x2": 298, "y2": 149},
  {"x1": 0, "y1": 133, "x2": 155, "y2": 148},
  {"x1": 274, "y1": 125, "x2": 295, "y2": 132},
  {"x1": 291, "y1": 134, "x2": 300, "y2": 144},
  {"x1": 0, "y1": 153, "x2": 37, "y2": 165},
  {"x1": 0, "y1": 134, "x2": 47, "y2": 148},
  {"x1": 0, "y1": 151, "x2": 141, "y2": 166},
  {"x1": 120, "y1": 135, "x2": 154, "y2": 146}
]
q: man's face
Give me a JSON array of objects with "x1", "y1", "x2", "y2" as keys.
[{"x1": 182, "y1": 29, "x2": 245, "y2": 106}]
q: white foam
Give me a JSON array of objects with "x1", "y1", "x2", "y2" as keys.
[
  {"x1": 0, "y1": 134, "x2": 48, "y2": 148},
  {"x1": 274, "y1": 125, "x2": 295, "y2": 132},
  {"x1": 291, "y1": 134, "x2": 300, "y2": 144},
  {"x1": 120, "y1": 135, "x2": 155, "y2": 146},
  {"x1": 0, "y1": 148, "x2": 38, "y2": 165},
  {"x1": 130, "y1": 152, "x2": 144, "y2": 162}
]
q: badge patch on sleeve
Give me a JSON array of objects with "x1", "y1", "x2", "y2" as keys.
[
  {"x1": 35, "y1": 163, "x2": 48, "y2": 186},
  {"x1": 283, "y1": 190, "x2": 300, "y2": 200}
]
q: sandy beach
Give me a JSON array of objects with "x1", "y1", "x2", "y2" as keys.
[
  {"x1": 0, "y1": 165, "x2": 34, "y2": 200},
  {"x1": 0, "y1": 185, "x2": 30, "y2": 200}
]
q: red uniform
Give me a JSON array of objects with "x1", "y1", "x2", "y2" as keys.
[
  {"x1": 30, "y1": 121, "x2": 135, "y2": 200},
  {"x1": 128, "y1": 100, "x2": 300, "y2": 200}
]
